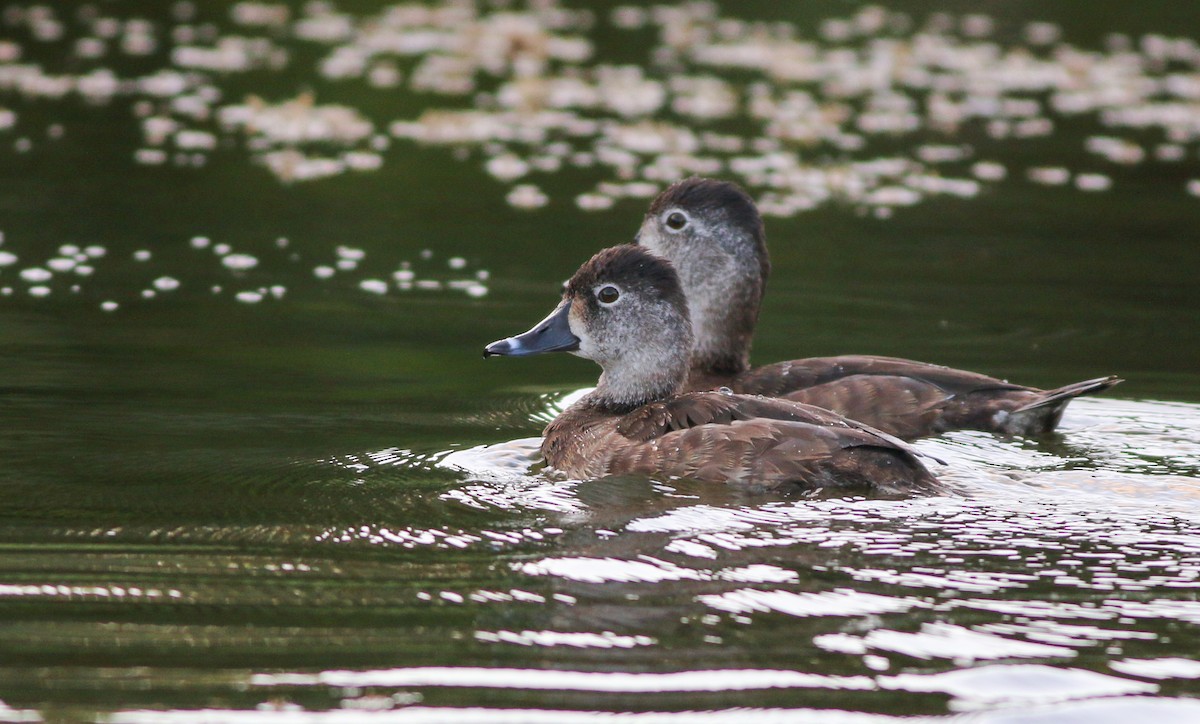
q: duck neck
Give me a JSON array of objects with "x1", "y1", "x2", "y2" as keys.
[
  {"x1": 582, "y1": 351, "x2": 689, "y2": 414},
  {"x1": 584, "y1": 368, "x2": 685, "y2": 414},
  {"x1": 683, "y1": 261, "x2": 763, "y2": 380}
]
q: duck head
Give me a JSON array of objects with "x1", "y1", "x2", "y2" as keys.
[
  {"x1": 485, "y1": 245, "x2": 693, "y2": 411},
  {"x1": 635, "y1": 177, "x2": 770, "y2": 378}
]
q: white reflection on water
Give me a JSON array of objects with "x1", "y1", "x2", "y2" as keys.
[
  {"x1": 12, "y1": 0, "x2": 1198, "y2": 224},
  {"x1": 1109, "y1": 657, "x2": 1200, "y2": 680},
  {"x1": 0, "y1": 222, "x2": 492, "y2": 310},
  {"x1": 438, "y1": 438, "x2": 544, "y2": 476},
  {"x1": 438, "y1": 437, "x2": 591, "y2": 514},
  {"x1": 815, "y1": 623, "x2": 1076, "y2": 663},
  {"x1": 517, "y1": 556, "x2": 798, "y2": 585},
  {"x1": 474, "y1": 629, "x2": 656, "y2": 649},
  {"x1": 396, "y1": 396, "x2": 1200, "y2": 712},
  {"x1": 921, "y1": 398, "x2": 1200, "y2": 489},
  {"x1": 218, "y1": 663, "x2": 1174, "y2": 722},
  {"x1": 250, "y1": 665, "x2": 874, "y2": 692},
  {"x1": 879, "y1": 665, "x2": 1156, "y2": 711},
  {"x1": 700, "y1": 586, "x2": 920, "y2": 620},
  {"x1": 159, "y1": 388, "x2": 1200, "y2": 720},
  {"x1": 107, "y1": 706, "x2": 914, "y2": 724}
]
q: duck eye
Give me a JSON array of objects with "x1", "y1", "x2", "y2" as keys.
[
  {"x1": 597, "y1": 285, "x2": 620, "y2": 304},
  {"x1": 665, "y1": 212, "x2": 687, "y2": 230}
]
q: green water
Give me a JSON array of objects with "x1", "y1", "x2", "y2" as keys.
[{"x1": 1, "y1": 2, "x2": 1199, "y2": 721}]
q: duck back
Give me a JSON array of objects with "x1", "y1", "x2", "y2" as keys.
[{"x1": 718, "y1": 355, "x2": 1122, "y2": 439}]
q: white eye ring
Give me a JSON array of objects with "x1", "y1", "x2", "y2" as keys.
[
  {"x1": 664, "y1": 210, "x2": 689, "y2": 231},
  {"x1": 596, "y1": 284, "x2": 621, "y2": 305}
]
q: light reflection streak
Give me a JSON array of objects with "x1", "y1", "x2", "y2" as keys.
[
  {"x1": 516, "y1": 556, "x2": 798, "y2": 585},
  {"x1": 106, "y1": 706, "x2": 919, "y2": 724},
  {"x1": 249, "y1": 666, "x2": 875, "y2": 692},
  {"x1": 1110, "y1": 657, "x2": 1200, "y2": 680},
  {"x1": 877, "y1": 664, "x2": 1157, "y2": 711},
  {"x1": 474, "y1": 629, "x2": 656, "y2": 649},
  {"x1": 826, "y1": 623, "x2": 1078, "y2": 662},
  {"x1": 699, "y1": 588, "x2": 921, "y2": 618},
  {"x1": 0, "y1": 584, "x2": 183, "y2": 601}
]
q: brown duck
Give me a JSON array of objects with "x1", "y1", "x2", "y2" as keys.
[
  {"x1": 484, "y1": 245, "x2": 940, "y2": 493},
  {"x1": 635, "y1": 177, "x2": 1122, "y2": 440}
]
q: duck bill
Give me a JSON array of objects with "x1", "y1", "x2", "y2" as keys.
[{"x1": 484, "y1": 301, "x2": 580, "y2": 357}]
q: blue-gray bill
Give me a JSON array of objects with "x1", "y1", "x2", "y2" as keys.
[{"x1": 484, "y1": 301, "x2": 580, "y2": 357}]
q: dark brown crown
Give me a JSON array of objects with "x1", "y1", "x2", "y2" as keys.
[{"x1": 567, "y1": 245, "x2": 688, "y2": 310}]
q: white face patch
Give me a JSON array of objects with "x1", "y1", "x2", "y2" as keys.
[
  {"x1": 636, "y1": 217, "x2": 664, "y2": 253},
  {"x1": 568, "y1": 303, "x2": 596, "y2": 359}
]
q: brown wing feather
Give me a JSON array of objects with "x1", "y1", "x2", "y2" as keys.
[
  {"x1": 615, "y1": 390, "x2": 938, "y2": 464},
  {"x1": 685, "y1": 357, "x2": 1119, "y2": 440},
  {"x1": 546, "y1": 392, "x2": 940, "y2": 490},
  {"x1": 609, "y1": 418, "x2": 937, "y2": 492},
  {"x1": 727, "y1": 356, "x2": 1061, "y2": 439},
  {"x1": 616, "y1": 391, "x2": 854, "y2": 443},
  {"x1": 734, "y1": 355, "x2": 1029, "y2": 398},
  {"x1": 778, "y1": 374, "x2": 952, "y2": 440}
]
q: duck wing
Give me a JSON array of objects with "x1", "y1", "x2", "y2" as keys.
[
  {"x1": 732, "y1": 356, "x2": 1120, "y2": 439},
  {"x1": 734, "y1": 355, "x2": 1026, "y2": 397},
  {"x1": 610, "y1": 393, "x2": 939, "y2": 492},
  {"x1": 615, "y1": 391, "x2": 939, "y2": 463},
  {"x1": 616, "y1": 391, "x2": 846, "y2": 441}
]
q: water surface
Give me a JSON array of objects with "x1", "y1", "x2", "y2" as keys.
[{"x1": 1, "y1": 1, "x2": 1199, "y2": 721}]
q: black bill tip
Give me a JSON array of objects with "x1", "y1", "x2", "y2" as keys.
[{"x1": 483, "y1": 337, "x2": 521, "y2": 358}]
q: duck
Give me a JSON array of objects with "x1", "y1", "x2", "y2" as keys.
[
  {"x1": 634, "y1": 176, "x2": 1122, "y2": 441},
  {"x1": 484, "y1": 245, "x2": 941, "y2": 493}
]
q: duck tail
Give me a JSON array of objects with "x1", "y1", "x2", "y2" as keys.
[{"x1": 1006, "y1": 375, "x2": 1123, "y2": 434}]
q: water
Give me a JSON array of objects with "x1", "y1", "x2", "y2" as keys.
[{"x1": 1, "y1": 1, "x2": 1199, "y2": 721}]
